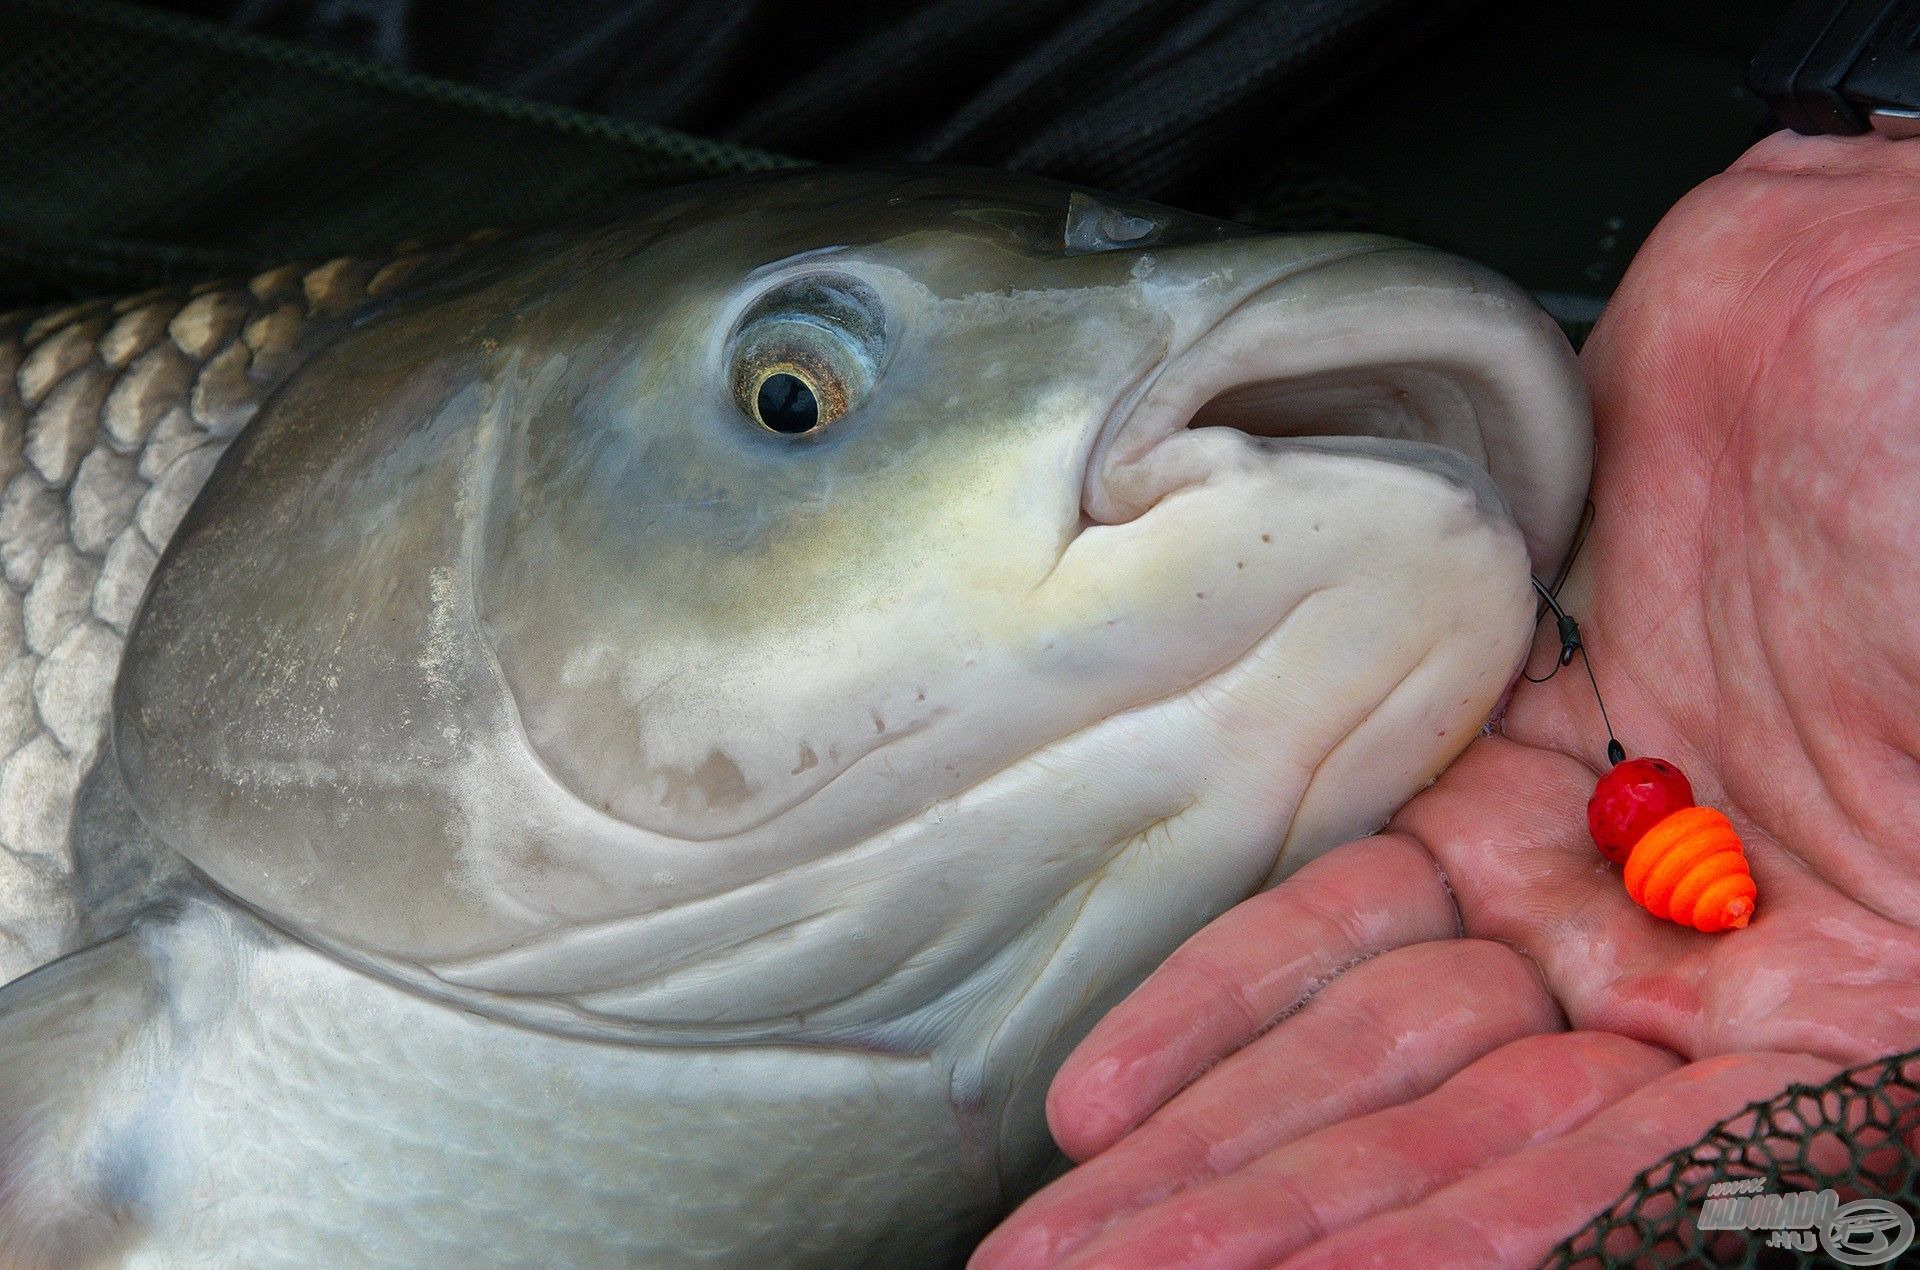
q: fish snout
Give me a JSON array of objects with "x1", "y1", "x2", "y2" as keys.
[{"x1": 1084, "y1": 239, "x2": 1591, "y2": 578}]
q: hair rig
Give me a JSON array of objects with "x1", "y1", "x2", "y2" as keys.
[{"x1": 1525, "y1": 520, "x2": 1756, "y2": 934}]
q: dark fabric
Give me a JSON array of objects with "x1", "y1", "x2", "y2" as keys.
[
  {"x1": 0, "y1": 0, "x2": 793, "y2": 308},
  {"x1": 206, "y1": 0, "x2": 1485, "y2": 209},
  {"x1": 3, "y1": 0, "x2": 1789, "y2": 316},
  {"x1": 0, "y1": 0, "x2": 1492, "y2": 309},
  {"x1": 130, "y1": 0, "x2": 1790, "y2": 321}
]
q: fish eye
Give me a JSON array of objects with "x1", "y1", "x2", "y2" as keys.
[
  {"x1": 753, "y1": 370, "x2": 820, "y2": 434},
  {"x1": 728, "y1": 273, "x2": 886, "y2": 438}
]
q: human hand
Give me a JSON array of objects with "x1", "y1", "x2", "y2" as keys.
[{"x1": 974, "y1": 132, "x2": 1920, "y2": 1268}]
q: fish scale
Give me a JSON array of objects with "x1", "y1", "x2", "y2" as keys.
[
  {"x1": 0, "y1": 248, "x2": 441, "y2": 982},
  {"x1": 105, "y1": 898, "x2": 979, "y2": 1266}
]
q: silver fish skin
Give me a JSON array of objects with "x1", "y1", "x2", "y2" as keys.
[{"x1": 0, "y1": 169, "x2": 1591, "y2": 1266}]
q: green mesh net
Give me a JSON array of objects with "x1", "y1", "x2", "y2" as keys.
[
  {"x1": 1550, "y1": 1045, "x2": 1920, "y2": 1267},
  {"x1": 0, "y1": 0, "x2": 797, "y2": 308},
  {"x1": 0, "y1": 1, "x2": 1913, "y2": 1263}
]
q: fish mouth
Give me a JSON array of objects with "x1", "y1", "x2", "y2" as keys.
[{"x1": 1082, "y1": 241, "x2": 1591, "y2": 575}]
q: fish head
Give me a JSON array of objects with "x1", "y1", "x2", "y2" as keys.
[{"x1": 116, "y1": 170, "x2": 1586, "y2": 1090}]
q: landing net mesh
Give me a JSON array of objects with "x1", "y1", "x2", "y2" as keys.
[{"x1": 1550, "y1": 1046, "x2": 1920, "y2": 1267}]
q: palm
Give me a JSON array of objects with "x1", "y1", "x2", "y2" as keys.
[{"x1": 974, "y1": 133, "x2": 1920, "y2": 1269}]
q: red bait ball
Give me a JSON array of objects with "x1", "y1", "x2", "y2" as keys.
[
  {"x1": 1587, "y1": 757, "x2": 1694, "y2": 864},
  {"x1": 1588, "y1": 757, "x2": 1756, "y2": 933}
]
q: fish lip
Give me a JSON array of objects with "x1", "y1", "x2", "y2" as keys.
[
  {"x1": 1077, "y1": 237, "x2": 1592, "y2": 575},
  {"x1": 1078, "y1": 241, "x2": 1394, "y2": 527}
]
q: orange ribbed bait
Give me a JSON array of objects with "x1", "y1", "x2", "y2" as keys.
[
  {"x1": 1589, "y1": 758, "x2": 1757, "y2": 933},
  {"x1": 1621, "y1": 805, "x2": 1755, "y2": 932}
]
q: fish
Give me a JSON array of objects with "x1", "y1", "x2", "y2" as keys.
[{"x1": 0, "y1": 168, "x2": 1589, "y2": 1266}]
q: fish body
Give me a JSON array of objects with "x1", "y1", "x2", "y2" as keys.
[
  {"x1": 0, "y1": 170, "x2": 1590, "y2": 1264},
  {"x1": 7, "y1": 900, "x2": 990, "y2": 1266}
]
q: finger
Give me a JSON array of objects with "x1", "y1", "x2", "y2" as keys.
[
  {"x1": 1048, "y1": 833, "x2": 1460, "y2": 1161},
  {"x1": 1056, "y1": 1032, "x2": 1679, "y2": 1270},
  {"x1": 973, "y1": 939, "x2": 1561, "y2": 1270},
  {"x1": 1277, "y1": 1050, "x2": 1842, "y2": 1270}
]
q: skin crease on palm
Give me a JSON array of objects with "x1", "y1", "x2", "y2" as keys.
[{"x1": 973, "y1": 131, "x2": 1920, "y2": 1269}]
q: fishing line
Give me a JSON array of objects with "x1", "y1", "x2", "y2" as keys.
[
  {"x1": 1514, "y1": 502, "x2": 1757, "y2": 931},
  {"x1": 1519, "y1": 500, "x2": 1624, "y2": 765}
]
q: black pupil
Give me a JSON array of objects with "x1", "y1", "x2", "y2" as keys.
[{"x1": 756, "y1": 372, "x2": 820, "y2": 433}]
